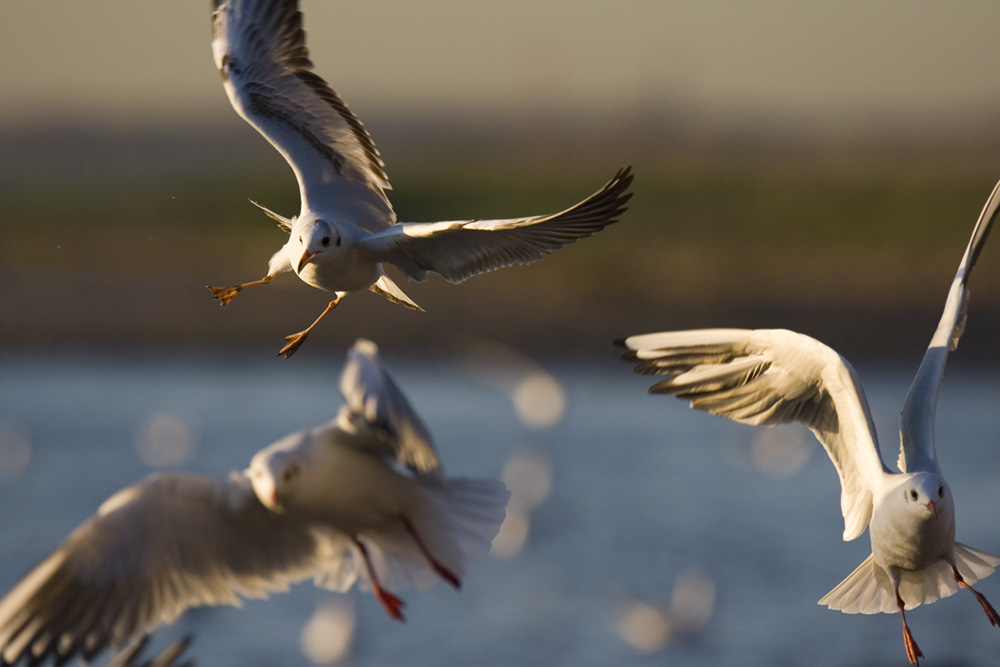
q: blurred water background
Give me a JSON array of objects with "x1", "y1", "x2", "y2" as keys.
[
  {"x1": 0, "y1": 351, "x2": 998, "y2": 666},
  {"x1": 3, "y1": 1, "x2": 1000, "y2": 665}
]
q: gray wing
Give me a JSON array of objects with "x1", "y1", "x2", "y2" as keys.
[
  {"x1": 620, "y1": 328, "x2": 890, "y2": 541},
  {"x1": 211, "y1": 0, "x2": 394, "y2": 230},
  {"x1": 337, "y1": 338, "x2": 442, "y2": 476},
  {"x1": 898, "y1": 178, "x2": 1000, "y2": 472},
  {"x1": 0, "y1": 472, "x2": 327, "y2": 666},
  {"x1": 357, "y1": 167, "x2": 633, "y2": 282}
]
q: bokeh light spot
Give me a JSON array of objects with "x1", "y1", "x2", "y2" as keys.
[
  {"x1": 512, "y1": 372, "x2": 566, "y2": 429},
  {"x1": 749, "y1": 426, "x2": 811, "y2": 478},
  {"x1": 300, "y1": 597, "x2": 355, "y2": 665},
  {"x1": 0, "y1": 421, "x2": 32, "y2": 481},
  {"x1": 502, "y1": 450, "x2": 553, "y2": 512},
  {"x1": 134, "y1": 413, "x2": 199, "y2": 469},
  {"x1": 491, "y1": 509, "x2": 530, "y2": 559},
  {"x1": 614, "y1": 600, "x2": 673, "y2": 653}
]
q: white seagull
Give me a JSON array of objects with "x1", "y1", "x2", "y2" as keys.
[
  {"x1": 0, "y1": 339, "x2": 509, "y2": 666},
  {"x1": 620, "y1": 179, "x2": 1000, "y2": 664},
  {"x1": 207, "y1": 0, "x2": 633, "y2": 358}
]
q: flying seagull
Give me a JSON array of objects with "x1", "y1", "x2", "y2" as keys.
[
  {"x1": 619, "y1": 179, "x2": 1000, "y2": 664},
  {"x1": 208, "y1": 0, "x2": 633, "y2": 357},
  {"x1": 0, "y1": 339, "x2": 509, "y2": 666}
]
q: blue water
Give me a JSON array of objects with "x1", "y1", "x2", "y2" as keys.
[{"x1": 0, "y1": 349, "x2": 998, "y2": 666}]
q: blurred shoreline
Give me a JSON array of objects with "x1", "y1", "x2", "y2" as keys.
[{"x1": 2, "y1": 116, "x2": 999, "y2": 365}]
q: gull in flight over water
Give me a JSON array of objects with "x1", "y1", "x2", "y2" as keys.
[
  {"x1": 620, "y1": 179, "x2": 1000, "y2": 664},
  {"x1": 207, "y1": 0, "x2": 633, "y2": 357},
  {"x1": 0, "y1": 339, "x2": 509, "y2": 666}
]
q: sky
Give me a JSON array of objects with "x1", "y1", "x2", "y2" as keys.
[{"x1": 2, "y1": 1, "x2": 1000, "y2": 136}]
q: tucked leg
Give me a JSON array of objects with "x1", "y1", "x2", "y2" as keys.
[
  {"x1": 953, "y1": 565, "x2": 1000, "y2": 626},
  {"x1": 400, "y1": 515, "x2": 461, "y2": 589},
  {"x1": 353, "y1": 537, "x2": 405, "y2": 622},
  {"x1": 896, "y1": 589, "x2": 924, "y2": 665},
  {"x1": 277, "y1": 295, "x2": 343, "y2": 358},
  {"x1": 208, "y1": 274, "x2": 273, "y2": 305}
]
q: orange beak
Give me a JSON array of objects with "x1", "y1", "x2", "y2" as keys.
[
  {"x1": 297, "y1": 250, "x2": 317, "y2": 272},
  {"x1": 925, "y1": 501, "x2": 936, "y2": 516}
]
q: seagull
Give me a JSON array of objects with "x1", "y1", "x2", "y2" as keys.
[
  {"x1": 207, "y1": 0, "x2": 633, "y2": 358},
  {"x1": 619, "y1": 179, "x2": 1000, "y2": 664},
  {"x1": 0, "y1": 339, "x2": 510, "y2": 666}
]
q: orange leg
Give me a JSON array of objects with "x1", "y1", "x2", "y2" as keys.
[
  {"x1": 953, "y1": 565, "x2": 1000, "y2": 626},
  {"x1": 208, "y1": 274, "x2": 273, "y2": 305},
  {"x1": 896, "y1": 589, "x2": 924, "y2": 665},
  {"x1": 277, "y1": 295, "x2": 343, "y2": 359},
  {"x1": 353, "y1": 537, "x2": 405, "y2": 622},
  {"x1": 400, "y1": 515, "x2": 461, "y2": 589}
]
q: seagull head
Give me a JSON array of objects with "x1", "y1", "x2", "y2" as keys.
[
  {"x1": 294, "y1": 218, "x2": 342, "y2": 274},
  {"x1": 248, "y1": 447, "x2": 303, "y2": 513},
  {"x1": 900, "y1": 472, "x2": 949, "y2": 521}
]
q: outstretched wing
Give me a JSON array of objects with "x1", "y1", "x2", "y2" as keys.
[
  {"x1": 898, "y1": 178, "x2": 1000, "y2": 473},
  {"x1": 211, "y1": 0, "x2": 394, "y2": 229},
  {"x1": 620, "y1": 328, "x2": 890, "y2": 541},
  {"x1": 337, "y1": 338, "x2": 441, "y2": 476},
  {"x1": 357, "y1": 167, "x2": 633, "y2": 282},
  {"x1": 0, "y1": 473, "x2": 328, "y2": 666}
]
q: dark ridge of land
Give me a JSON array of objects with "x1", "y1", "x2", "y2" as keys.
[{"x1": 2, "y1": 117, "x2": 999, "y2": 365}]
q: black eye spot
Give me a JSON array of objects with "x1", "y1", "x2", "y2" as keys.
[
  {"x1": 298, "y1": 235, "x2": 303, "y2": 244},
  {"x1": 909, "y1": 489, "x2": 918, "y2": 501},
  {"x1": 321, "y1": 236, "x2": 331, "y2": 247},
  {"x1": 938, "y1": 486, "x2": 944, "y2": 497}
]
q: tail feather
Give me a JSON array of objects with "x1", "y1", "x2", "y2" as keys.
[
  {"x1": 896, "y1": 560, "x2": 959, "y2": 609},
  {"x1": 370, "y1": 274, "x2": 423, "y2": 311},
  {"x1": 410, "y1": 478, "x2": 511, "y2": 577},
  {"x1": 348, "y1": 478, "x2": 509, "y2": 593},
  {"x1": 820, "y1": 544, "x2": 1000, "y2": 615},
  {"x1": 819, "y1": 554, "x2": 897, "y2": 614},
  {"x1": 952, "y1": 541, "x2": 1000, "y2": 584}
]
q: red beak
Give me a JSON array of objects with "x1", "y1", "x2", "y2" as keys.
[{"x1": 297, "y1": 250, "x2": 317, "y2": 272}]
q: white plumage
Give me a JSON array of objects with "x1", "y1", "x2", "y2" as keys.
[
  {"x1": 207, "y1": 0, "x2": 633, "y2": 357},
  {"x1": 621, "y1": 178, "x2": 1000, "y2": 664},
  {"x1": 0, "y1": 339, "x2": 509, "y2": 666}
]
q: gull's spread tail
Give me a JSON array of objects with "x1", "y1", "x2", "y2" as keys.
[{"x1": 820, "y1": 544, "x2": 1000, "y2": 614}]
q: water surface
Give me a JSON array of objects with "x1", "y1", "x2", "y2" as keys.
[{"x1": 0, "y1": 350, "x2": 997, "y2": 666}]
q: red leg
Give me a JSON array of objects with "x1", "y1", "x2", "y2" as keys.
[
  {"x1": 896, "y1": 589, "x2": 924, "y2": 666},
  {"x1": 353, "y1": 537, "x2": 405, "y2": 622},
  {"x1": 953, "y1": 565, "x2": 1000, "y2": 626},
  {"x1": 400, "y1": 515, "x2": 461, "y2": 589}
]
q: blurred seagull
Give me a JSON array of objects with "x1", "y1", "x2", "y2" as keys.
[
  {"x1": 0, "y1": 339, "x2": 509, "y2": 666},
  {"x1": 207, "y1": 0, "x2": 633, "y2": 358},
  {"x1": 620, "y1": 179, "x2": 1000, "y2": 664}
]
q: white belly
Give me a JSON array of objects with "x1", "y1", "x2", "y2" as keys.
[
  {"x1": 296, "y1": 253, "x2": 381, "y2": 293},
  {"x1": 870, "y1": 509, "x2": 954, "y2": 572}
]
